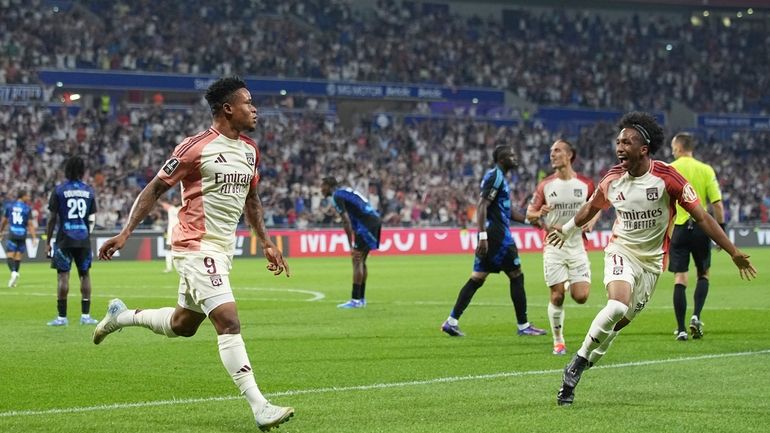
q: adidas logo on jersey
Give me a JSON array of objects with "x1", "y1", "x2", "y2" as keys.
[
  {"x1": 615, "y1": 192, "x2": 626, "y2": 201},
  {"x1": 549, "y1": 191, "x2": 558, "y2": 198},
  {"x1": 214, "y1": 154, "x2": 227, "y2": 163}
]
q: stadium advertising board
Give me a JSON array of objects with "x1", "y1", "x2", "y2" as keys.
[
  {"x1": 698, "y1": 114, "x2": 770, "y2": 130},
  {"x1": 0, "y1": 85, "x2": 45, "y2": 102},
  {"x1": 37, "y1": 69, "x2": 504, "y2": 103},
  {"x1": 273, "y1": 228, "x2": 612, "y2": 257},
  {"x1": 3, "y1": 227, "x2": 766, "y2": 262}
]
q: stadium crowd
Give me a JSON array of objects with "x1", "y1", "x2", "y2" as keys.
[
  {"x1": 1, "y1": 0, "x2": 769, "y2": 114},
  {"x1": 1, "y1": 103, "x2": 767, "y2": 232}
]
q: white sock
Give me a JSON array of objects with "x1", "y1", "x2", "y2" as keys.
[
  {"x1": 517, "y1": 322, "x2": 531, "y2": 331},
  {"x1": 588, "y1": 330, "x2": 619, "y2": 365},
  {"x1": 218, "y1": 334, "x2": 268, "y2": 414},
  {"x1": 119, "y1": 307, "x2": 178, "y2": 337},
  {"x1": 548, "y1": 302, "x2": 565, "y2": 344},
  {"x1": 577, "y1": 300, "x2": 628, "y2": 359},
  {"x1": 446, "y1": 316, "x2": 458, "y2": 326}
]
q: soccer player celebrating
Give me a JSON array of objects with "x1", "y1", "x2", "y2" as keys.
[
  {"x1": 548, "y1": 112, "x2": 756, "y2": 406},
  {"x1": 94, "y1": 77, "x2": 294, "y2": 431},
  {"x1": 527, "y1": 140, "x2": 596, "y2": 355},
  {"x1": 321, "y1": 177, "x2": 382, "y2": 309},
  {"x1": 1, "y1": 190, "x2": 36, "y2": 287},
  {"x1": 441, "y1": 145, "x2": 546, "y2": 337},
  {"x1": 668, "y1": 132, "x2": 725, "y2": 340},
  {"x1": 46, "y1": 157, "x2": 98, "y2": 326}
]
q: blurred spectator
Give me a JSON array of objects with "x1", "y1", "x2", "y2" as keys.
[
  {"x1": 2, "y1": 103, "x2": 768, "y2": 231},
  {"x1": 2, "y1": 0, "x2": 768, "y2": 114}
]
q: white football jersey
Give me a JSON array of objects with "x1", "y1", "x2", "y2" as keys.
[
  {"x1": 157, "y1": 128, "x2": 260, "y2": 254},
  {"x1": 590, "y1": 160, "x2": 700, "y2": 273},
  {"x1": 529, "y1": 173, "x2": 594, "y2": 250}
]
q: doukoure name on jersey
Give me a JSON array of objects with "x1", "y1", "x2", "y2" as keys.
[
  {"x1": 215, "y1": 172, "x2": 253, "y2": 194},
  {"x1": 63, "y1": 190, "x2": 91, "y2": 198},
  {"x1": 617, "y1": 208, "x2": 663, "y2": 230}
]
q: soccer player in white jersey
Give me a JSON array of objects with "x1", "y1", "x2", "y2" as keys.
[
  {"x1": 527, "y1": 139, "x2": 596, "y2": 356},
  {"x1": 93, "y1": 77, "x2": 294, "y2": 431},
  {"x1": 547, "y1": 112, "x2": 756, "y2": 406}
]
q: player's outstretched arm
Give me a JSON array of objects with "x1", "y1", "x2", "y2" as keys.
[
  {"x1": 690, "y1": 206, "x2": 757, "y2": 280},
  {"x1": 244, "y1": 186, "x2": 290, "y2": 277},
  {"x1": 99, "y1": 177, "x2": 170, "y2": 260}
]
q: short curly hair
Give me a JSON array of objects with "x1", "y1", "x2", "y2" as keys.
[
  {"x1": 617, "y1": 112, "x2": 664, "y2": 155},
  {"x1": 492, "y1": 145, "x2": 510, "y2": 163},
  {"x1": 205, "y1": 76, "x2": 247, "y2": 115},
  {"x1": 64, "y1": 156, "x2": 85, "y2": 181}
]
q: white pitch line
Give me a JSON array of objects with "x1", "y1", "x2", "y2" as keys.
[
  {"x1": 238, "y1": 287, "x2": 325, "y2": 301},
  {"x1": 0, "y1": 287, "x2": 326, "y2": 302},
  {"x1": 1, "y1": 349, "x2": 767, "y2": 418},
  {"x1": 1, "y1": 291, "x2": 767, "y2": 310}
]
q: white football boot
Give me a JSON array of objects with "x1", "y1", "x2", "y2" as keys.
[
  {"x1": 255, "y1": 402, "x2": 294, "y2": 432},
  {"x1": 93, "y1": 298, "x2": 128, "y2": 344}
]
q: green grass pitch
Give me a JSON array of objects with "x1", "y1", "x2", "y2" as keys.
[{"x1": 1, "y1": 249, "x2": 768, "y2": 433}]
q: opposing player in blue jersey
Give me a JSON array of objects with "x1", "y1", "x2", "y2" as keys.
[
  {"x1": 321, "y1": 177, "x2": 382, "y2": 308},
  {"x1": 441, "y1": 145, "x2": 547, "y2": 337},
  {"x1": 45, "y1": 156, "x2": 99, "y2": 326},
  {"x1": 1, "y1": 190, "x2": 36, "y2": 287}
]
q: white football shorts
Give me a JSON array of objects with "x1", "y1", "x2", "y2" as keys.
[
  {"x1": 543, "y1": 245, "x2": 591, "y2": 287},
  {"x1": 173, "y1": 251, "x2": 235, "y2": 315},
  {"x1": 602, "y1": 249, "x2": 659, "y2": 321}
]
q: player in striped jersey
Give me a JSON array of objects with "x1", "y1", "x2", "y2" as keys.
[{"x1": 547, "y1": 112, "x2": 756, "y2": 406}]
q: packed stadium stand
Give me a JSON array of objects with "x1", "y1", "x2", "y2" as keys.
[{"x1": 1, "y1": 0, "x2": 768, "y2": 229}]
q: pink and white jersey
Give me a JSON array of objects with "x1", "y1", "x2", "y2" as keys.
[
  {"x1": 529, "y1": 173, "x2": 594, "y2": 250},
  {"x1": 590, "y1": 160, "x2": 700, "y2": 273},
  {"x1": 157, "y1": 128, "x2": 260, "y2": 254}
]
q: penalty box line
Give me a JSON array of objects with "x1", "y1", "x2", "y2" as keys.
[{"x1": 1, "y1": 349, "x2": 768, "y2": 418}]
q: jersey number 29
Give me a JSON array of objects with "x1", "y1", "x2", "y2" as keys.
[{"x1": 67, "y1": 198, "x2": 88, "y2": 219}]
